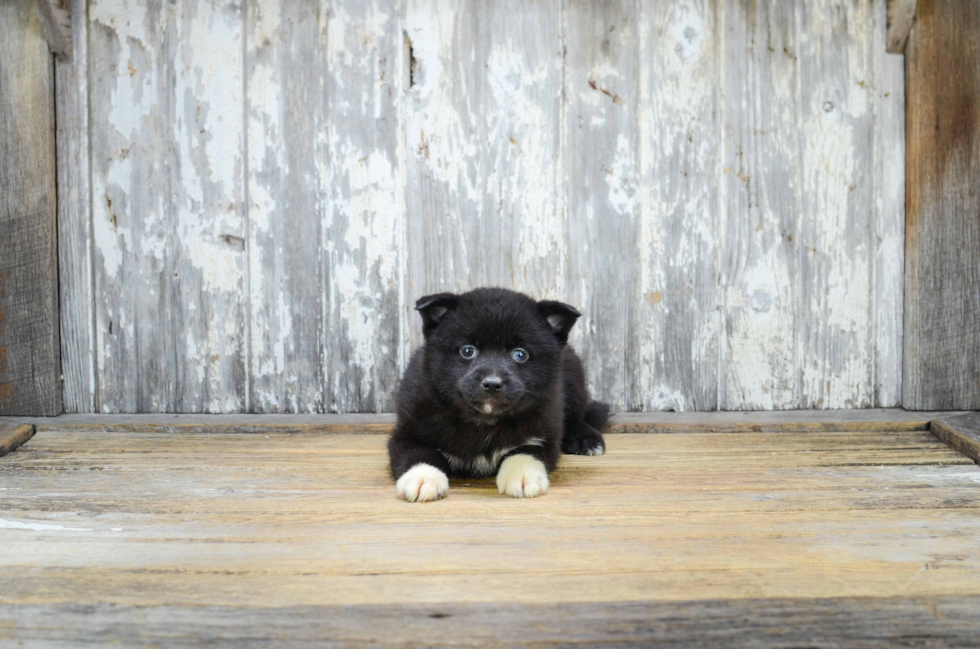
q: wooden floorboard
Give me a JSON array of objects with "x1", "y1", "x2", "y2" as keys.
[
  {"x1": 5, "y1": 597, "x2": 980, "y2": 648},
  {"x1": 2, "y1": 408, "x2": 969, "y2": 435},
  {"x1": 0, "y1": 420, "x2": 34, "y2": 457},
  {"x1": 932, "y1": 413, "x2": 980, "y2": 465},
  {"x1": 2, "y1": 423, "x2": 980, "y2": 645}
]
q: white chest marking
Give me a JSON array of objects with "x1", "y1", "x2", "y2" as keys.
[{"x1": 440, "y1": 437, "x2": 546, "y2": 477}]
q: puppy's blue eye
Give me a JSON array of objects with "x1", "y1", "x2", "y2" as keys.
[
  {"x1": 460, "y1": 345, "x2": 478, "y2": 359},
  {"x1": 512, "y1": 348, "x2": 529, "y2": 363}
]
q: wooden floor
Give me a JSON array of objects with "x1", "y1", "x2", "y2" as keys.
[{"x1": 2, "y1": 413, "x2": 980, "y2": 646}]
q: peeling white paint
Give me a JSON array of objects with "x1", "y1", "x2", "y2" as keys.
[
  {"x1": 91, "y1": 0, "x2": 159, "y2": 140},
  {"x1": 606, "y1": 133, "x2": 637, "y2": 217},
  {"x1": 70, "y1": 0, "x2": 904, "y2": 414}
]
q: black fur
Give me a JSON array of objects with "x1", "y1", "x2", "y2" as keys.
[{"x1": 388, "y1": 287, "x2": 609, "y2": 482}]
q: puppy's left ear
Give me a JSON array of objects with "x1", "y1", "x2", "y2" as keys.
[
  {"x1": 415, "y1": 293, "x2": 459, "y2": 337},
  {"x1": 537, "y1": 301, "x2": 581, "y2": 345}
]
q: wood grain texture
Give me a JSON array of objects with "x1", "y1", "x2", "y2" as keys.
[
  {"x1": 635, "y1": 0, "x2": 720, "y2": 411},
  {"x1": 89, "y1": 0, "x2": 174, "y2": 412},
  {"x1": 904, "y1": 0, "x2": 980, "y2": 410},
  {"x1": 563, "y1": 0, "x2": 638, "y2": 413},
  {"x1": 34, "y1": 0, "x2": 72, "y2": 60},
  {"x1": 798, "y1": 0, "x2": 877, "y2": 409},
  {"x1": 89, "y1": 0, "x2": 247, "y2": 413},
  {"x1": 0, "y1": 0, "x2": 62, "y2": 417},
  {"x1": 720, "y1": 0, "x2": 801, "y2": 410},
  {"x1": 9, "y1": 408, "x2": 964, "y2": 435},
  {"x1": 874, "y1": 0, "x2": 906, "y2": 407},
  {"x1": 1, "y1": 426, "x2": 979, "y2": 646},
  {"x1": 932, "y1": 412, "x2": 980, "y2": 464},
  {"x1": 403, "y1": 0, "x2": 564, "y2": 351},
  {"x1": 886, "y1": 0, "x2": 917, "y2": 53},
  {"x1": 171, "y1": 0, "x2": 247, "y2": 413},
  {"x1": 56, "y1": 0, "x2": 95, "y2": 413},
  {"x1": 59, "y1": 0, "x2": 909, "y2": 413},
  {"x1": 246, "y1": 0, "x2": 324, "y2": 413},
  {"x1": 321, "y1": 0, "x2": 404, "y2": 413},
  {"x1": 5, "y1": 597, "x2": 980, "y2": 647},
  {"x1": 0, "y1": 421, "x2": 34, "y2": 457}
]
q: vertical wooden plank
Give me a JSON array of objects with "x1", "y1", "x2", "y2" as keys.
[
  {"x1": 0, "y1": 0, "x2": 62, "y2": 416},
  {"x1": 90, "y1": 0, "x2": 246, "y2": 413},
  {"x1": 321, "y1": 0, "x2": 404, "y2": 412},
  {"x1": 904, "y1": 0, "x2": 980, "y2": 410},
  {"x1": 562, "y1": 0, "x2": 638, "y2": 413},
  {"x1": 403, "y1": 0, "x2": 480, "y2": 352},
  {"x1": 89, "y1": 0, "x2": 174, "y2": 412},
  {"x1": 797, "y1": 0, "x2": 877, "y2": 409},
  {"x1": 874, "y1": 0, "x2": 905, "y2": 407},
  {"x1": 720, "y1": 0, "x2": 801, "y2": 410},
  {"x1": 477, "y1": 1, "x2": 564, "y2": 300},
  {"x1": 171, "y1": 0, "x2": 247, "y2": 412},
  {"x1": 635, "y1": 0, "x2": 720, "y2": 411},
  {"x1": 403, "y1": 0, "x2": 563, "y2": 351},
  {"x1": 56, "y1": 0, "x2": 96, "y2": 413},
  {"x1": 246, "y1": 0, "x2": 325, "y2": 413}
]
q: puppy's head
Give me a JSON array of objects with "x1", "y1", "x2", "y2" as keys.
[{"x1": 415, "y1": 288, "x2": 580, "y2": 420}]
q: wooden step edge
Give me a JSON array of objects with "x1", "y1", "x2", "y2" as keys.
[
  {"x1": 0, "y1": 421, "x2": 35, "y2": 457},
  {"x1": 931, "y1": 413, "x2": 980, "y2": 464},
  {"x1": 2, "y1": 409, "x2": 968, "y2": 435}
]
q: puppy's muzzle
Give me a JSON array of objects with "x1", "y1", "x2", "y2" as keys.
[{"x1": 481, "y1": 376, "x2": 503, "y2": 394}]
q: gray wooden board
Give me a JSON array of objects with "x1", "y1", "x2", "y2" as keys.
[
  {"x1": 58, "y1": 0, "x2": 908, "y2": 413},
  {"x1": 798, "y1": 0, "x2": 877, "y2": 409},
  {"x1": 170, "y1": 0, "x2": 248, "y2": 414},
  {"x1": 246, "y1": 0, "x2": 325, "y2": 414},
  {"x1": 874, "y1": 0, "x2": 906, "y2": 408},
  {"x1": 5, "y1": 409, "x2": 969, "y2": 435},
  {"x1": 635, "y1": 0, "x2": 720, "y2": 412},
  {"x1": 3, "y1": 597, "x2": 980, "y2": 647},
  {"x1": 0, "y1": 0, "x2": 62, "y2": 417},
  {"x1": 320, "y1": 0, "x2": 403, "y2": 413},
  {"x1": 719, "y1": 0, "x2": 802, "y2": 410},
  {"x1": 0, "y1": 421, "x2": 34, "y2": 457},
  {"x1": 89, "y1": 0, "x2": 175, "y2": 412},
  {"x1": 932, "y1": 412, "x2": 980, "y2": 464},
  {"x1": 89, "y1": 0, "x2": 248, "y2": 414},
  {"x1": 56, "y1": 0, "x2": 95, "y2": 413},
  {"x1": 903, "y1": 0, "x2": 980, "y2": 410},
  {"x1": 403, "y1": 0, "x2": 564, "y2": 351},
  {"x1": 563, "y1": 0, "x2": 637, "y2": 412}
]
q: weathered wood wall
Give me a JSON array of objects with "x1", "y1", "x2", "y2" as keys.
[
  {"x1": 0, "y1": 0, "x2": 62, "y2": 416},
  {"x1": 56, "y1": 0, "x2": 907, "y2": 413},
  {"x1": 903, "y1": 0, "x2": 980, "y2": 410}
]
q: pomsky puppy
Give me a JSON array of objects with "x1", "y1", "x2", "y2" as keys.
[{"x1": 388, "y1": 287, "x2": 610, "y2": 502}]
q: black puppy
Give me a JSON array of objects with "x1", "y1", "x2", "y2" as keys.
[{"x1": 388, "y1": 287, "x2": 609, "y2": 502}]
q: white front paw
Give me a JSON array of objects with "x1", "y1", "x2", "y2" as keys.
[
  {"x1": 496, "y1": 454, "x2": 549, "y2": 498},
  {"x1": 396, "y1": 463, "x2": 449, "y2": 503}
]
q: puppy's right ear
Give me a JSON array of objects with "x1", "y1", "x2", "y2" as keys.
[
  {"x1": 415, "y1": 293, "x2": 458, "y2": 337},
  {"x1": 537, "y1": 300, "x2": 581, "y2": 345}
]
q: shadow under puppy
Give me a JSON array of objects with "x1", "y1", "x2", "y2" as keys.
[{"x1": 388, "y1": 287, "x2": 610, "y2": 502}]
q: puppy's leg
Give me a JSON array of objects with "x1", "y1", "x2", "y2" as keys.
[
  {"x1": 388, "y1": 436, "x2": 451, "y2": 503},
  {"x1": 560, "y1": 348, "x2": 608, "y2": 456},
  {"x1": 561, "y1": 418, "x2": 605, "y2": 456},
  {"x1": 496, "y1": 447, "x2": 551, "y2": 498}
]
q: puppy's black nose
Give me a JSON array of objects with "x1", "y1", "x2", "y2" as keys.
[{"x1": 481, "y1": 376, "x2": 503, "y2": 394}]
